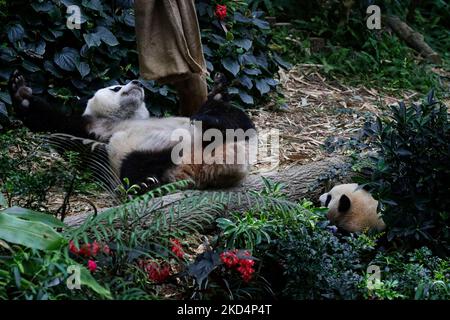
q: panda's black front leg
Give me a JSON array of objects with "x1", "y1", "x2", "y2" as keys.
[
  {"x1": 8, "y1": 71, "x2": 89, "y2": 137},
  {"x1": 119, "y1": 149, "x2": 176, "y2": 194}
]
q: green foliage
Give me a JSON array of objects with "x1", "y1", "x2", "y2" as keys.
[
  {"x1": 356, "y1": 92, "x2": 450, "y2": 250},
  {"x1": 368, "y1": 247, "x2": 450, "y2": 300},
  {"x1": 0, "y1": 206, "x2": 110, "y2": 300},
  {"x1": 278, "y1": 227, "x2": 369, "y2": 299},
  {"x1": 0, "y1": 0, "x2": 286, "y2": 114},
  {"x1": 217, "y1": 213, "x2": 275, "y2": 250},
  {"x1": 0, "y1": 128, "x2": 97, "y2": 211},
  {"x1": 268, "y1": 0, "x2": 449, "y2": 94},
  {"x1": 197, "y1": 1, "x2": 289, "y2": 106},
  {"x1": 0, "y1": 208, "x2": 65, "y2": 250}
]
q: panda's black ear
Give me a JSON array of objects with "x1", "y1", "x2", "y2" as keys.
[{"x1": 338, "y1": 194, "x2": 351, "y2": 213}]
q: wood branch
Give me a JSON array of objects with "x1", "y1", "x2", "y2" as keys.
[
  {"x1": 385, "y1": 15, "x2": 442, "y2": 64},
  {"x1": 64, "y1": 156, "x2": 352, "y2": 227}
]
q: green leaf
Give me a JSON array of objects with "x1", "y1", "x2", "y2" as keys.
[
  {"x1": 239, "y1": 75, "x2": 253, "y2": 89},
  {"x1": 238, "y1": 91, "x2": 254, "y2": 105},
  {"x1": 79, "y1": 266, "x2": 112, "y2": 299},
  {"x1": 77, "y1": 62, "x2": 91, "y2": 78},
  {"x1": 221, "y1": 58, "x2": 240, "y2": 76},
  {"x1": 0, "y1": 193, "x2": 6, "y2": 208},
  {"x1": 44, "y1": 60, "x2": 64, "y2": 78},
  {"x1": 83, "y1": 33, "x2": 102, "y2": 48},
  {"x1": 0, "y1": 91, "x2": 12, "y2": 105},
  {"x1": 54, "y1": 47, "x2": 80, "y2": 72},
  {"x1": 7, "y1": 24, "x2": 25, "y2": 42},
  {"x1": 31, "y1": 1, "x2": 54, "y2": 12},
  {"x1": 255, "y1": 79, "x2": 270, "y2": 95},
  {"x1": 22, "y1": 60, "x2": 41, "y2": 73},
  {"x1": 96, "y1": 26, "x2": 119, "y2": 46},
  {"x1": 82, "y1": 0, "x2": 103, "y2": 11},
  {"x1": 0, "y1": 213, "x2": 64, "y2": 250},
  {"x1": 252, "y1": 18, "x2": 270, "y2": 30},
  {"x1": 2, "y1": 207, "x2": 66, "y2": 228},
  {"x1": 273, "y1": 53, "x2": 292, "y2": 70},
  {"x1": 234, "y1": 39, "x2": 253, "y2": 51}
]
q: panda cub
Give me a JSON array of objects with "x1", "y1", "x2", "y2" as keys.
[
  {"x1": 8, "y1": 71, "x2": 256, "y2": 192},
  {"x1": 319, "y1": 183, "x2": 386, "y2": 233}
]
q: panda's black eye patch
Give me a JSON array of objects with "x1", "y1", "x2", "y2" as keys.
[
  {"x1": 110, "y1": 86, "x2": 121, "y2": 92},
  {"x1": 325, "y1": 194, "x2": 332, "y2": 207}
]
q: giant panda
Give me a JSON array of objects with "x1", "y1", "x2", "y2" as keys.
[
  {"x1": 8, "y1": 71, "x2": 256, "y2": 192},
  {"x1": 319, "y1": 183, "x2": 386, "y2": 233}
]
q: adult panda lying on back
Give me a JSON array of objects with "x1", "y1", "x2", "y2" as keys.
[{"x1": 8, "y1": 71, "x2": 256, "y2": 191}]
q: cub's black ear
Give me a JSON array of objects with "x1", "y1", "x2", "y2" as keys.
[{"x1": 338, "y1": 194, "x2": 351, "y2": 213}]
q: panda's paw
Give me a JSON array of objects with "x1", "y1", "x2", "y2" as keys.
[{"x1": 9, "y1": 70, "x2": 33, "y2": 108}]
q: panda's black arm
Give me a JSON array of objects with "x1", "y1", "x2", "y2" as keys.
[
  {"x1": 14, "y1": 94, "x2": 90, "y2": 137},
  {"x1": 190, "y1": 73, "x2": 255, "y2": 133},
  {"x1": 9, "y1": 71, "x2": 89, "y2": 137}
]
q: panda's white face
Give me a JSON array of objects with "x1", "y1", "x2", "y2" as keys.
[{"x1": 83, "y1": 80, "x2": 148, "y2": 120}]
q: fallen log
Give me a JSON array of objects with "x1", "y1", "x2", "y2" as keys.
[
  {"x1": 64, "y1": 156, "x2": 352, "y2": 227},
  {"x1": 385, "y1": 15, "x2": 442, "y2": 64}
]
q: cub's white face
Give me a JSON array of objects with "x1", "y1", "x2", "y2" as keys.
[
  {"x1": 320, "y1": 183, "x2": 359, "y2": 222},
  {"x1": 83, "y1": 80, "x2": 149, "y2": 120},
  {"x1": 319, "y1": 183, "x2": 385, "y2": 232}
]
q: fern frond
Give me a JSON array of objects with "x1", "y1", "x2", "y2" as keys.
[{"x1": 66, "y1": 180, "x2": 303, "y2": 260}]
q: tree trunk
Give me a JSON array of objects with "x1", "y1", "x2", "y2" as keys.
[
  {"x1": 64, "y1": 156, "x2": 352, "y2": 227},
  {"x1": 385, "y1": 15, "x2": 442, "y2": 64}
]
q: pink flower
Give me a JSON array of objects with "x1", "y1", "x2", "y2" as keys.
[
  {"x1": 215, "y1": 4, "x2": 227, "y2": 20},
  {"x1": 87, "y1": 260, "x2": 97, "y2": 272}
]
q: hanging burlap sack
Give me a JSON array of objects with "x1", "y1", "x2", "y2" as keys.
[{"x1": 134, "y1": 0, "x2": 207, "y2": 84}]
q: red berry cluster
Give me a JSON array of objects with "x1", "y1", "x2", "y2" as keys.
[
  {"x1": 220, "y1": 250, "x2": 255, "y2": 282},
  {"x1": 215, "y1": 4, "x2": 227, "y2": 20},
  {"x1": 138, "y1": 260, "x2": 171, "y2": 283},
  {"x1": 69, "y1": 240, "x2": 111, "y2": 273},
  {"x1": 170, "y1": 238, "x2": 185, "y2": 259}
]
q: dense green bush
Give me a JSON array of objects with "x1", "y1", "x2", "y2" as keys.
[
  {"x1": 368, "y1": 247, "x2": 450, "y2": 300},
  {"x1": 0, "y1": 128, "x2": 95, "y2": 212},
  {"x1": 267, "y1": 0, "x2": 448, "y2": 93},
  {"x1": 356, "y1": 92, "x2": 450, "y2": 252},
  {"x1": 0, "y1": 0, "x2": 286, "y2": 116}
]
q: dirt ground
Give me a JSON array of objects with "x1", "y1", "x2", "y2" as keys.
[{"x1": 249, "y1": 65, "x2": 421, "y2": 171}]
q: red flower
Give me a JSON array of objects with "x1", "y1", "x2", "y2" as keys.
[
  {"x1": 215, "y1": 4, "x2": 227, "y2": 20},
  {"x1": 69, "y1": 240, "x2": 111, "y2": 257},
  {"x1": 69, "y1": 240, "x2": 79, "y2": 254},
  {"x1": 220, "y1": 250, "x2": 239, "y2": 268},
  {"x1": 78, "y1": 243, "x2": 92, "y2": 257},
  {"x1": 170, "y1": 238, "x2": 185, "y2": 259},
  {"x1": 91, "y1": 241, "x2": 101, "y2": 256},
  {"x1": 140, "y1": 260, "x2": 171, "y2": 283},
  {"x1": 221, "y1": 250, "x2": 256, "y2": 282},
  {"x1": 87, "y1": 260, "x2": 97, "y2": 272}
]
